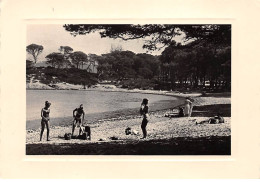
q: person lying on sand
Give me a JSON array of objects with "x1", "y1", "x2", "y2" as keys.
[
  {"x1": 72, "y1": 104, "x2": 85, "y2": 136},
  {"x1": 40, "y1": 101, "x2": 51, "y2": 141},
  {"x1": 140, "y1": 98, "x2": 149, "y2": 139},
  {"x1": 196, "y1": 113, "x2": 225, "y2": 125}
]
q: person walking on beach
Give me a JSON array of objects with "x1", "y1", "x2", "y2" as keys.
[
  {"x1": 72, "y1": 104, "x2": 85, "y2": 136},
  {"x1": 40, "y1": 101, "x2": 51, "y2": 141},
  {"x1": 140, "y1": 98, "x2": 149, "y2": 139}
]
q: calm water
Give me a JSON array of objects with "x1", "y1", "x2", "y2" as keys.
[{"x1": 26, "y1": 90, "x2": 179, "y2": 121}]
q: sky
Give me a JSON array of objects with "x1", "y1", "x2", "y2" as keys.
[{"x1": 26, "y1": 24, "x2": 173, "y2": 62}]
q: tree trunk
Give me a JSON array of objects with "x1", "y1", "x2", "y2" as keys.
[
  {"x1": 33, "y1": 55, "x2": 37, "y2": 64},
  {"x1": 194, "y1": 76, "x2": 198, "y2": 88}
]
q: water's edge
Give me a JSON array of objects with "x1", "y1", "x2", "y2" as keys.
[{"x1": 26, "y1": 97, "x2": 185, "y2": 130}]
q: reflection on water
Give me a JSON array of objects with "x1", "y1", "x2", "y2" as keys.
[{"x1": 26, "y1": 90, "x2": 178, "y2": 121}]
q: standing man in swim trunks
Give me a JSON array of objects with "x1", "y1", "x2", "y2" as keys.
[
  {"x1": 40, "y1": 101, "x2": 51, "y2": 141},
  {"x1": 72, "y1": 104, "x2": 85, "y2": 136}
]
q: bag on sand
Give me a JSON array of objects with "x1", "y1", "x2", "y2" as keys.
[
  {"x1": 179, "y1": 107, "x2": 184, "y2": 117},
  {"x1": 125, "y1": 127, "x2": 131, "y2": 135},
  {"x1": 64, "y1": 133, "x2": 72, "y2": 140},
  {"x1": 78, "y1": 126, "x2": 91, "y2": 140}
]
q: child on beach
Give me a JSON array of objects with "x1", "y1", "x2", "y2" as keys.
[
  {"x1": 140, "y1": 98, "x2": 149, "y2": 139},
  {"x1": 40, "y1": 101, "x2": 51, "y2": 141},
  {"x1": 72, "y1": 104, "x2": 85, "y2": 136}
]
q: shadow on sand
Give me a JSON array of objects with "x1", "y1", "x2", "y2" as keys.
[
  {"x1": 201, "y1": 92, "x2": 231, "y2": 98},
  {"x1": 26, "y1": 136, "x2": 231, "y2": 155},
  {"x1": 192, "y1": 104, "x2": 231, "y2": 117}
]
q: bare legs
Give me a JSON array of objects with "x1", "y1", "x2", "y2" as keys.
[
  {"x1": 78, "y1": 121, "x2": 82, "y2": 135},
  {"x1": 40, "y1": 120, "x2": 50, "y2": 141},
  {"x1": 189, "y1": 105, "x2": 193, "y2": 117},
  {"x1": 141, "y1": 118, "x2": 148, "y2": 139},
  {"x1": 184, "y1": 104, "x2": 193, "y2": 117},
  {"x1": 46, "y1": 121, "x2": 50, "y2": 141},
  {"x1": 72, "y1": 120, "x2": 76, "y2": 136},
  {"x1": 72, "y1": 119, "x2": 81, "y2": 136},
  {"x1": 40, "y1": 121, "x2": 45, "y2": 141}
]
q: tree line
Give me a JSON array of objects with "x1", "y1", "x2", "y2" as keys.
[
  {"x1": 159, "y1": 40, "x2": 231, "y2": 90},
  {"x1": 26, "y1": 45, "x2": 98, "y2": 71},
  {"x1": 26, "y1": 24, "x2": 231, "y2": 91},
  {"x1": 27, "y1": 42, "x2": 230, "y2": 91},
  {"x1": 26, "y1": 45, "x2": 98, "y2": 88}
]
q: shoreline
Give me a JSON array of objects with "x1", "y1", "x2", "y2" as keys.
[
  {"x1": 27, "y1": 83, "x2": 203, "y2": 98},
  {"x1": 26, "y1": 86, "x2": 202, "y2": 130},
  {"x1": 26, "y1": 89, "x2": 231, "y2": 131},
  {"x1": 26, "y1": 96, "x2": 186, "y2": 130}
]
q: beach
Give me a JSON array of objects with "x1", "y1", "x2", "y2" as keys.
[{"x1": 26, "y1": 89, "x2": 231, "y2": 155}]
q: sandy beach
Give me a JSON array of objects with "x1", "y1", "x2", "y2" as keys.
[{"x1": 26, "y1": 89, "x2": 231, "y2": 155}]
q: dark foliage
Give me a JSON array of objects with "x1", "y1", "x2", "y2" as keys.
[
  {"x1": 26, "y1": 44, "x2": 44, "y2": 63},
  {"x1": 27, "y1": 67, "x2": 98, "y2": 87},
  {"x1": 27, "y1": 24, "x2": 231, "y2": 91},
  {"x1": 159, "y1": 40, "x2": 231, "y2": 91},
  {"x1": 97, "y1": 51, "x2": 160, "y2": 84},
  {"x1": 63, "y1": 24, "x2": 231, "y2": 51},
  {"x1": 119, "y1": 78, "x2": 157, "y2": 90},
  {"x1": 62, "y1": 24, "x2": 231, "y2": 91}
]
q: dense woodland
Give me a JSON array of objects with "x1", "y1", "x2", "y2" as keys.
[{"x1": 27, "y1": 24, "x2": 231, "y2": 92}]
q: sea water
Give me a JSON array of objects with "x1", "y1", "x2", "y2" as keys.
[{"x1": 27, "y1": 90, "x2": 179, "y2": 121}]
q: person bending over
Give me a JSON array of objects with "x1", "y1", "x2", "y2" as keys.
[{"x1": 72, "y1": 104, "x2": 85, "y2": 136}]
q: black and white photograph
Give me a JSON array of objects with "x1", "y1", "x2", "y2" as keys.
[
  {"x1": 2, "y1": 0, "x2": 260, "y2": 178},
  {"x1": 25, "y1": 24, "x2": 231, "y2": 155}
]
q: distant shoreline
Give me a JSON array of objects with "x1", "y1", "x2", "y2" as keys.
[{"x1": 26, "y1": 83, "x2": 203, "y2": 98}]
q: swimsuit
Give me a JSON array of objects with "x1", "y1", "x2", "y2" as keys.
[
  {"x1": 42, "y1": 108, "x2": 50, "y2": 122},
  {"x1": 140, "y1": 105, "x2": 149, "y2": 118}
]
